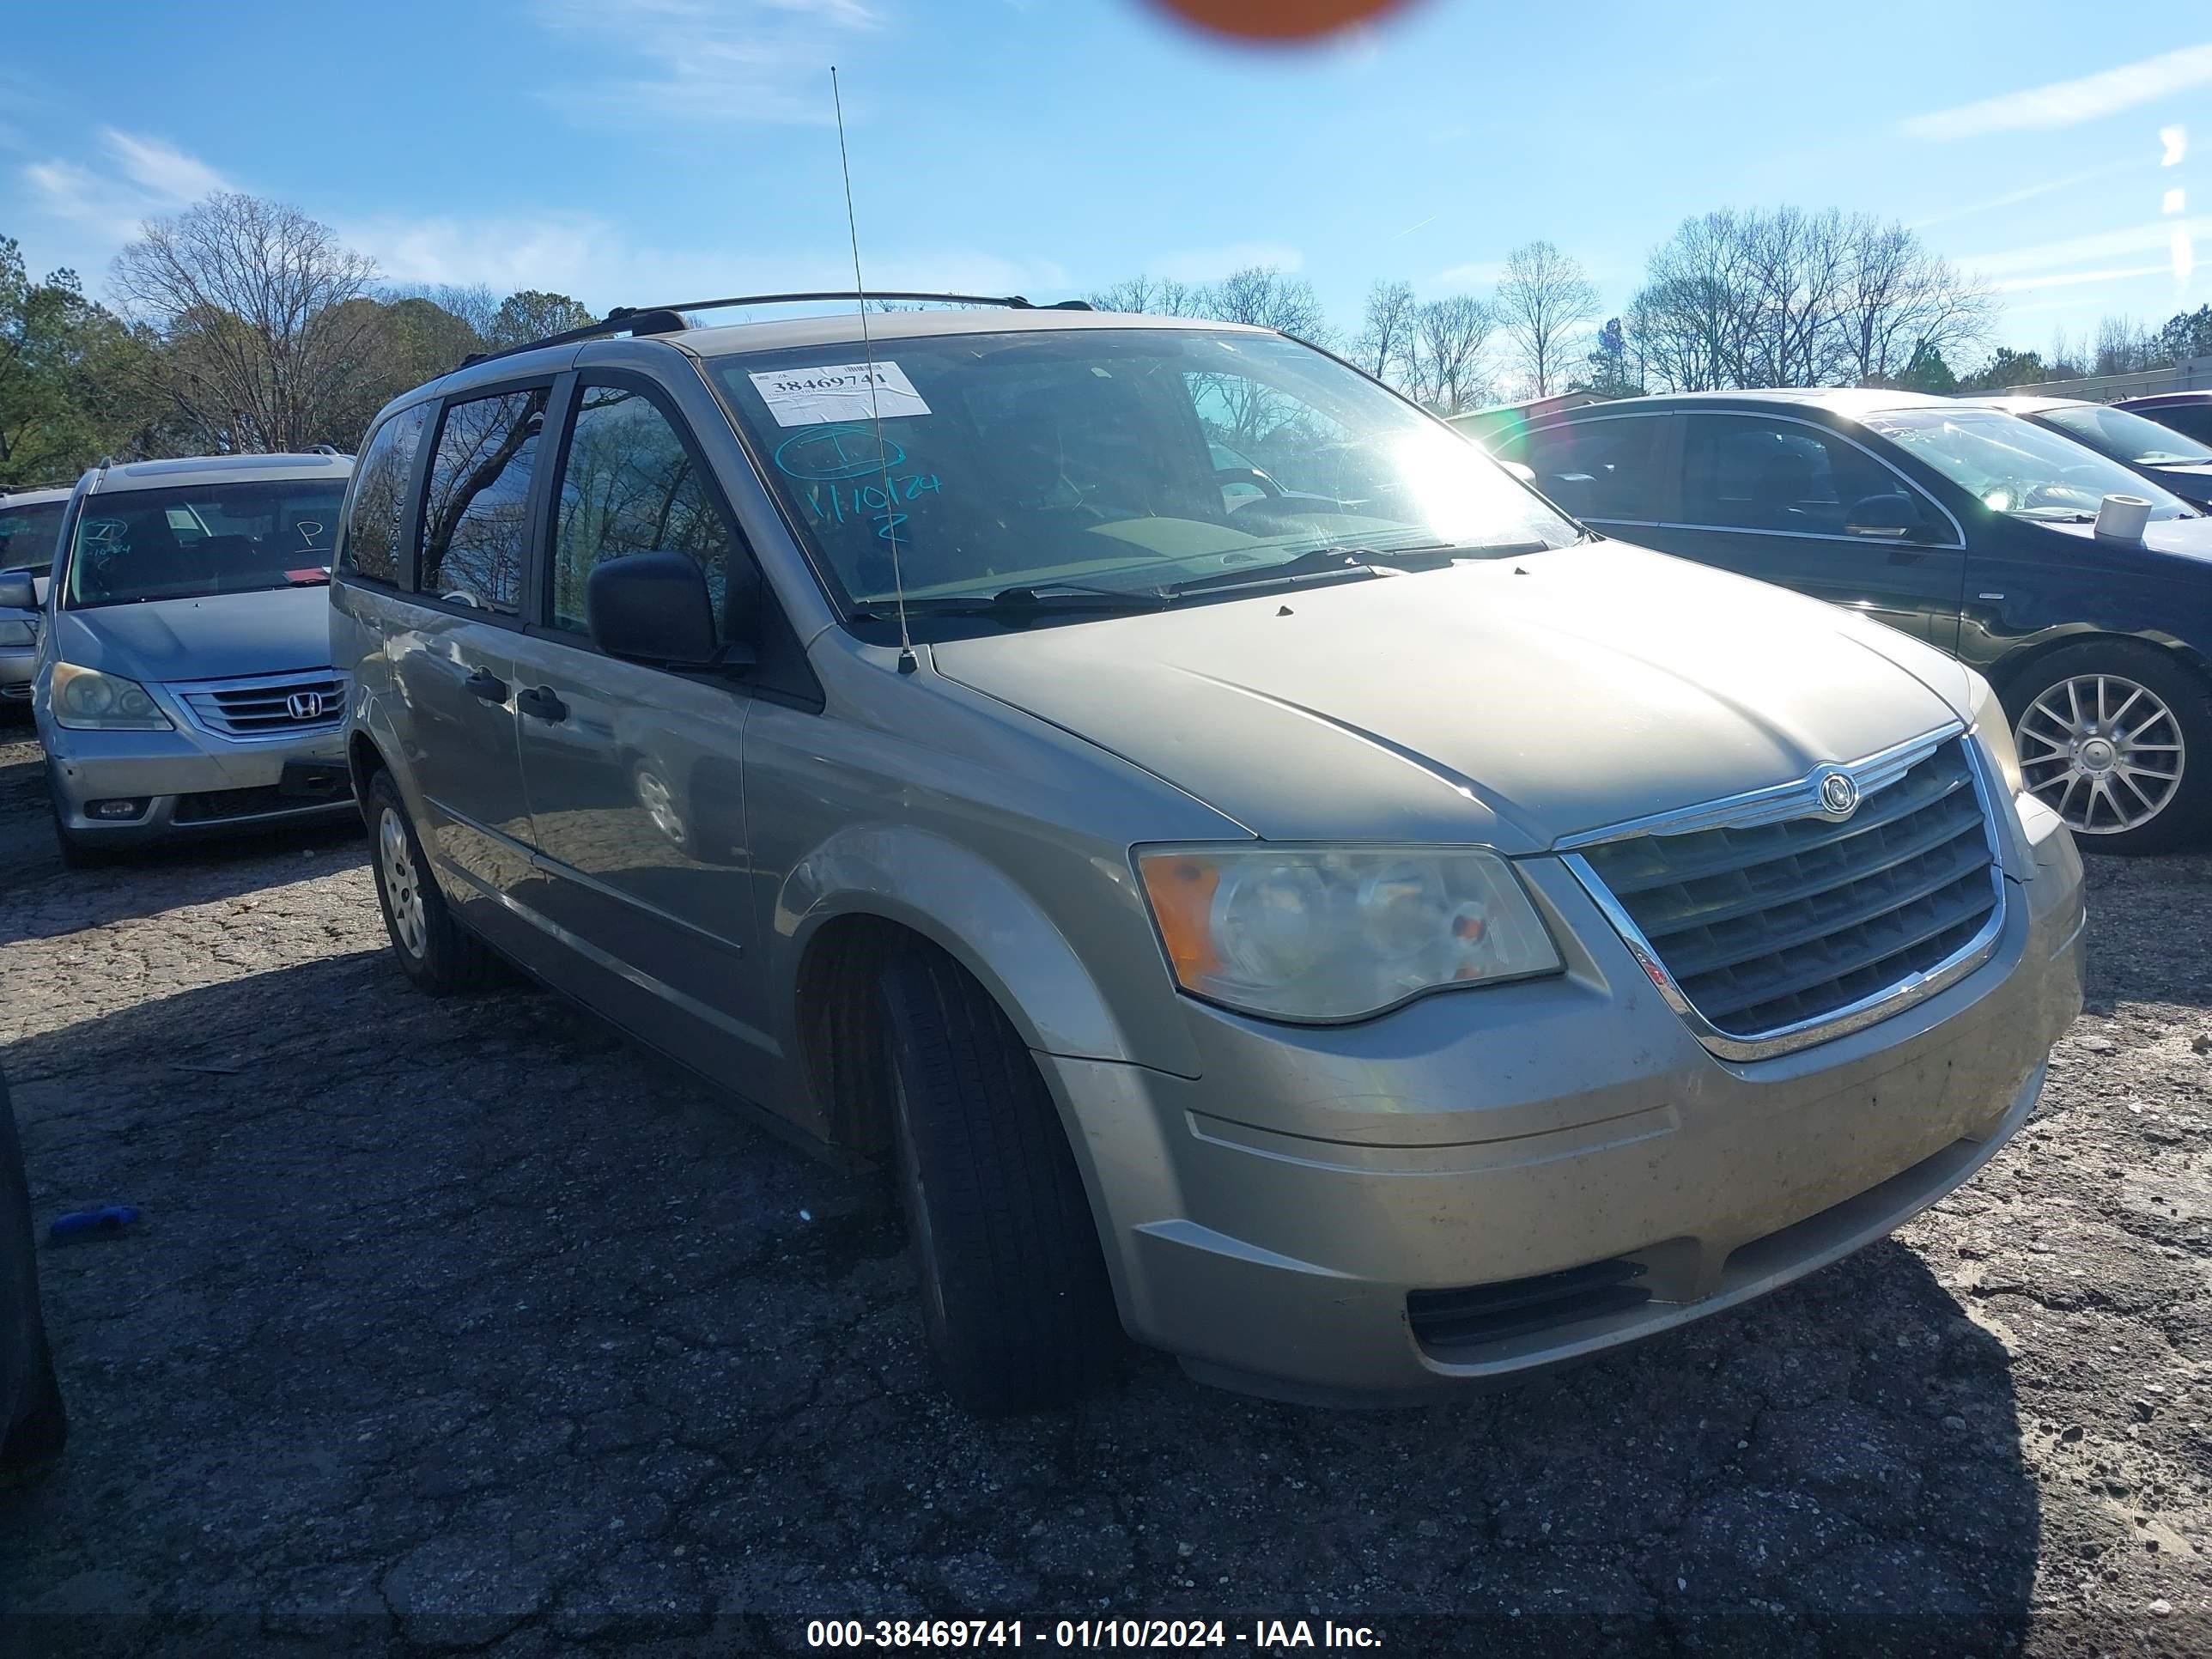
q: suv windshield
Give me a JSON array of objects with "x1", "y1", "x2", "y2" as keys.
[
  {"x1": 708, "y1": 327, "x2": 1576, "y2": 622},
  {"x1": 1863, "y1": 408, "x2": 2197, "y2": 523},
  {"x1": 0, "y1": 501, "x2": 64, "y2": 574},
  {"x1": 2036, "y1": 403, "x2": 2212, "y2": 468},
  {"x1": 62, "y1": 480, "x2": 345, "y2": 608}
]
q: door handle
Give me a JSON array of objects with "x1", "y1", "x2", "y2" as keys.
[
  {"x1": 462, "y1": 667, "x2": 508, "y2": 702},
  {"x1": 517, "y1": 685, "x2": 568, "y2": 723}
]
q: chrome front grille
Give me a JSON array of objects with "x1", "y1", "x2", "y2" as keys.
[
  {"x1": 176, "y1": 672, "x2": 347, "y2": 740},
  {"x1": 1566, "y1": 732, "x2": 2006, "y2": 1059}
]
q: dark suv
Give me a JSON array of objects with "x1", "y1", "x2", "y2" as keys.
[{"x1": 1498, "y1": 389, "x2": 2212, "y2": 853}]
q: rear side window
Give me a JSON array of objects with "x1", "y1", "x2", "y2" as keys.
[
  {"x1": 1522, "y1": 418, "x2": 1666, "y2": 520},
  {"x1": 340, "y1": 404, "x2": 428, "y2": 586},
  {"x1": 419, "y1": 388, "x2": 548, "y2": 614},
  {"x1": 550, "y1": 385, "x2": 734, "y2": 639},
  {"x1": 2140, "y1": 404, "x2": 2212, "y2": 446}
]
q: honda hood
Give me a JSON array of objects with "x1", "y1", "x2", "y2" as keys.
[
  {"x1": 932, "y1": 543, "x2": 1976, "y2": 853},
  {"x1": 49, "y1": 586, "x2": 336, "y2": 684}
]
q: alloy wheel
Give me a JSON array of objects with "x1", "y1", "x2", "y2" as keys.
[
  {"x1": 2014, "y1": 672, "x2": 2185, "y2": 836},
  {"x1": 378, "y1": 806, "x2": 428, "y2": 957}
]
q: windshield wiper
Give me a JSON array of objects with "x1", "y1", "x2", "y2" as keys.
[
  {"x1": 848, "y1": 582, "x2": 1170, "y2": 622},
  {"x1": 1167, "y1": 540, "x2": 1558, "y2": 595}
]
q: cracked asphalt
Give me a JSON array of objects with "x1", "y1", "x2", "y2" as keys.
[{"x1": 1, "y1": 725, "x2": 2209, "y2": 1656}]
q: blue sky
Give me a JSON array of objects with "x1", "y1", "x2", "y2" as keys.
[{"x1": 2, "y1": 1, "x2": 2206, "y2": 367}]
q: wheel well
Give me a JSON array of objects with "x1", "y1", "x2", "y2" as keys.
[
  {"x1": 795, "y1": 914, "x2": 936, "y2": 1158},
  {"x1": 347, "y1": 730, "x2": 388, "y2": 803},
  {"x1": 1990, "y1": 632, "x2": 2212, "y2": 710}
]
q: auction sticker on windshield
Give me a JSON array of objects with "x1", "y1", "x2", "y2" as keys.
[{"x1": 749, "y1": 362, "x2": 931, "y2": 426}]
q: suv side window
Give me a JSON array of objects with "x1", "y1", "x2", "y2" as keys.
[
  {"x1": 419, "y1": 387, "x2": 549, "y2": 614},
  {"x1": 338, "y1": 403, "x2": 428, "y2": 586},
  {"x1": 1680, "y1": 415, "x2": 1901, "y2": 536},
  {"x1": 1522, "y1": 418, "x2": 1665, "y2": 520},
  {"x1": 550, "y1": 384, "x2": 733, "y2": 640}
]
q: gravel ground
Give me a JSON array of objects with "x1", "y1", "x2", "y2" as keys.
[{"x1": 1, "y1": 723, "x2": 2209, "y2": 1657}]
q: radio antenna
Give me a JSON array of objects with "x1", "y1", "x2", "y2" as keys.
[{"x1": 831, "y1": 66, "x2": 915, "y2": 673}]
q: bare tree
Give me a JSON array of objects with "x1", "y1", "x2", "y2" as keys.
[
  {"x1": 1205, "y1": 266, "x2": 1333, "y2": 343},
  {"x1": 110, "y1": 191, "x2": 383, "y2": 453},
  {"x1": 1832, "y1": 217, "x2": 1991, "y2": 386},
  {"x1": 1626, "y1": 208, "x2": 1988, "y2": 394},
  {"x1": 1352, "y1": 280, "x2": 1418, "y2": 381},
  {"x1": 1494, "y1": 240, "x2": 1598, "y2": 397},
  {"x1": 1087, "y1": 275, "x2": 1203, "y2": 317},
  {"x1": 1405, "y1": 295, "x2": 1494, "y2": 415},
  {"x1": 2094, "y1": 314, "x2": 2157, "y2": 375}
]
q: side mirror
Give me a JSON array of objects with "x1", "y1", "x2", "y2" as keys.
[
  {"x1": 1844, "y1": 493, "x2": 1924, "y2": 539},
  {"x1": 0, "y1": 572, "x2": 36, "y2": 611},
  {"x1": 586, "y1": 550, "x2": 721, "y2": 667}
]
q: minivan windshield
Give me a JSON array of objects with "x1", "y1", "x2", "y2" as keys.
[
  {"x1": 2036, "y1": 403, "x2": 2212, "y2": 468},
  {"x1": 708, "y1": 327, "x2": 1577, "y2": 623},
  {"x1": 1863, "y1": 408, "x2": 2198, "y2": 523},
  {"x1": 0, "y1": 500, "x2": 64, "y2": 574},
  {"x1": 62, "y1": 480, "x2": 346, "y2": 608}
]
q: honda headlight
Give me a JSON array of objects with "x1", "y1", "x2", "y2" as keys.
[
  {"x1": 1968, "y1": 672, "x2": 2024, "y2": 797},
  {"x1": 50, "y1": 661, "x2": 173, "y2": 731},
  {"x1": 0, "y1": 617, "x2": 34, "y2": 647},
  {"x1": 1136, "y1": 844, "x2": 1562, "y2": 1022}
]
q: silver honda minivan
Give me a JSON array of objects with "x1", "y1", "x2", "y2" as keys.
[
  {"x1": 333, "y1": 302, "x2": 2087, "y2": 1413},
  {"x1": 15, "y1": 453, "x2": 360, "y2": 865}
]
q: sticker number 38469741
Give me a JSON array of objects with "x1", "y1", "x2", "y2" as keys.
[{"x1": 749, "y1": 362, "x2": 932, "y2": 427}]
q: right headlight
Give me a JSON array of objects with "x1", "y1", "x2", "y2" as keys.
[
  {"x1": 1135, "y1": 844, "x2": 1562, "y2": 1023},
  {"x1": 50, "y1": 661, "x2": 173, "y2": 731},
  {"x1": 1967, "y1": 671, "x2": 2025, "y2": 798}
]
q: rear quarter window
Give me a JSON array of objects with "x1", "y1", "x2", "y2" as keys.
[{"x1": 340, "y1": 404, "x2": 429, "y2": 586}]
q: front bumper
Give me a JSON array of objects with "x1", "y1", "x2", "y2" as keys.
[
  {"x1": 39, "y1": 711, "x2": 355, "y2": 844},
  {"x1": 1046, "y1": 808, "x2": 2087, "y2": 1401}
]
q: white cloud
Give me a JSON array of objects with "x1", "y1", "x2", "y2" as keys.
[
  {"x1": 1907, "y1": 159, "x2": 2142, "y2": 230},
  {"x1": 1150, "y1": 243, "x2": 1304, "y2": 283},
  {"x1": 20, "y1": 128, "x2": 232, "y2": 242},
  {"x1": 1432, "y1": 259, "x2": 1504, "y2": 289},
  {"x1": 533, "y1": 0, "x2": 884, "y2": 127},
  {"x1": 1986, "y1": 263, "x2": 2174, "y2": 295},
  {"x1": 1903, "y1": 43, "x2": 2212, "y2": 140},
  {"x1": 1961, "y1": 216, "x2": 2212, "y2": 276},
  {"x1": 343, "y1": 208, "x2": 1070, "y2": 314}
]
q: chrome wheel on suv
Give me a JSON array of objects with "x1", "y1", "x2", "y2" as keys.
[
  {"x1": 2009, "y1": 643, "x2": 2211, "y2": 854},
  {"x1": 364, "y1": 769, "x2": 498, "y2": 994},
  {"x1": 377, "y1": 805, "x2": 428, "y2": 958}
]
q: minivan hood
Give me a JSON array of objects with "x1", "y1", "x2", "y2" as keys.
[
  {"x1": 933, "y1": 544, "x2": 1972, "y2": 852},
  {"x1": 49, "y1": 586, "x2": 335, "y2": 684}
]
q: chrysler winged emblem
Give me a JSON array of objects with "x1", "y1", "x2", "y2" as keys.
[{"x1": 1818, "y1": 769, "x2": 1860, "y2": 817}]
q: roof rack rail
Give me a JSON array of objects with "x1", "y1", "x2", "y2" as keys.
[
  {"x1": 457, "y1": 290, "x2": 1095, "y2": 372},
  {"x1": 309, "y1": 443, "x2": 343, "y2": 457}
]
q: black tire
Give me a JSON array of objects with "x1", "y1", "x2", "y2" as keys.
[
  {"x1": 365, "y1": 767, "x2": 497, "y2": 994},
  {"x1": 875, "y1": 946, "x2": 1120, "y2": 1413},
  {"x1": 2002, "y1": 641, "x2": 2212, "y2": 856},
  {"x1": 51, "y1": 807, "x2": 117, "y2": 871},
  {"x1": 1, "y1": 1072, "x2": 66, "y2": 1475}
]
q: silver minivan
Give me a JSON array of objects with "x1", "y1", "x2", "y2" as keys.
[
  {"x1": 11, "y1": 453, "x2": 361, "y2": 865},
  {"x1": 333, "y1": 301, "x2": 2086, "y2": 1413}
]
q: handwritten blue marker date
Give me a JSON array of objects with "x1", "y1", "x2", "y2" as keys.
[{"x1": 806, "y1": 472, "x2": 943, "y2": 542}]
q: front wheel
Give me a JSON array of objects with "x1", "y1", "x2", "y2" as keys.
[
  {"x1": 366, "y1": 769, "x2": 498, "y2": 993},
  {"x1": 2008, "y1": 641, "x2": 2211, "y2": 854},
  {"x1": 875, "y1": 947, "x2": 1121, "y2": 1413}
]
